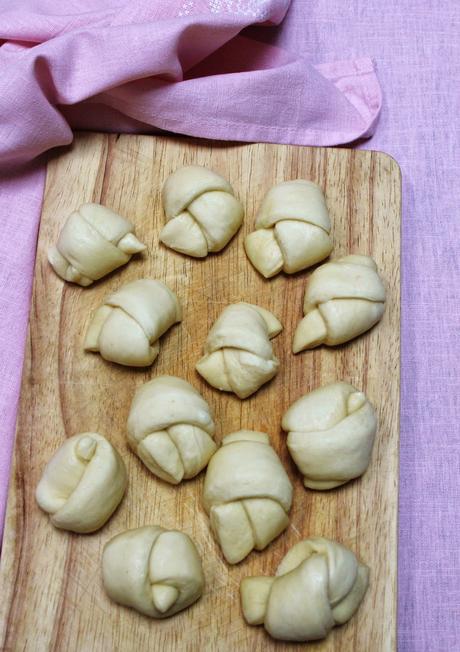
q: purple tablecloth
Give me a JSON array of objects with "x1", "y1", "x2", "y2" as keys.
[
  {"x1": 1, "y1": 2, "x2": 459, "y2": 650},
  {"x1": 262, "y1": 3, "x2": 459, "y2": 649}
]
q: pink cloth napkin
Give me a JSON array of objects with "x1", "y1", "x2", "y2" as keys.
[{"x1": 0, "y1": 0, "x2": 381, "y2": 535}]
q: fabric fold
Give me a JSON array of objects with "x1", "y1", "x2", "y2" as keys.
[{"x1": 0, "y1": 1, "x2": 381, "y2": 170}]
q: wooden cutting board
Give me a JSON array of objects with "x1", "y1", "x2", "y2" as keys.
[{"x1": 0, "y1": 133, "x2": 400, "y2": 652}]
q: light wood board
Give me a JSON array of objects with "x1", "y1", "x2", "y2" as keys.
[{"x1": 0, "y1": 133, "x2": 401, "y2": 652}]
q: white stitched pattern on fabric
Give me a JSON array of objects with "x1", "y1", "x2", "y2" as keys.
[
  {"x1": 208, "y1": 0, "x2": 271, "y2": 19},
  {"x1": 178, "y1": 0, "x2": 195, "y2": 16}
]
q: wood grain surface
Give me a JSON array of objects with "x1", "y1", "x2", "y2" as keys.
[{"x1": 0, "y1": 133, "x2": 401, "y2": 652}]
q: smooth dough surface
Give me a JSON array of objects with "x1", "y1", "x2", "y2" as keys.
[
  {"x1": 196, "y1": 302, "x2": 282, "y2": 399},
  {"x1": 102, "y1": 525, "x2": 204, "y2": 618},
  {"x1": 240, "y1": 537, "x2": 369, "y2": 641},
  {"x1": 244, "y1": 180, "x2": 332, "y2": 278},
  {"x1": 160, "y1": 165, "x2": 244, "y2": 258},
  {"x1": 282, "y1": 382, "x2": 377, "y2": 489},
  {"x1": 293, "y1": 254, "x2": 386, "y2": 351},
  {"x1": 203, "y1": 430, "x2": 293, "y2": 564},
  {"x1": 48, "y1": 203, "x2": 145, "y2": 286},
  {"x1": 35, "y1": 432, "x2": 127, "y2": 533},
  {"x1": 84, "y1": 279, "x2": 181, "y2": 367},
  {"x1": 127, "y1": 375, "x2": 216, "y2": 484}
]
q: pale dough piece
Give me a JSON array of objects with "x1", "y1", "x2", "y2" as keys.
[
  {"x1": 127, "y1": 376, "x2": 216, "y2": 484},
  {"x1": 102, "y1": 525, "x2": 204, "y2": 618},
  {"x1": 282, "y1": 382, "x2": 377, "y2": 489},
  {"x1": 240, "y1": 537, "x2": 369, "y2": 642},
  {"x1": 35, "y1": 433, "x2": 127, "y2": 533},
  {"x1": 160, "y1": 165, "x2": 244, "y2": 257},
  {"x1": 196, "y1": 302, "x2": 282, "y2": 399},
  {"x1": 84, "y1": 279, "x2": 181, "y2": 367},
  {"x1": 293, "y1": 254, "x2": 386, "y2": 352},
  {"x1": 244, "y1": 180, "x2": 332, "y2": 278},
  {"x1": 203, "y1": 430, "x2": 293, "y2": 564},
  {"x1": 48, "y1": 203, "x2": 145, "y2": 286}
]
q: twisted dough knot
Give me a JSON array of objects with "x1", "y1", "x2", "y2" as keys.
[
  {"x1": 84, "y1": 279, "x2": 181, "y2": 367},
  {"x1": 48, "y1": 203, "x2": 145, "y2": 286},
  {"x1": 160, "y1": 165, "x2": 244, "y2": 257},
  {"x1": 282, "y1": 382, "x2": 377, "y2": 489},
  {"x1": 35, "y1": 433, "x2": 127, "y2": 533},
  {"x1": 293, "y1": 254, "x2": 386, "y2": 352},
  {"x1": 196, "y1": 302, "x2": 282, "y2": 399},
  {"x1": 241, "y1": 537, "x2": 369, "y2": 642},
  {"x1": 203, "y1": 431, "x2": 293, "y2": 564},
  {"x1": 244, "y1": 180, "x2": 333, "y2": 278},
  {"x1": 127, "y1": 376, "x2": 216, "y2": 484},
  {"x1": 102, "y1": 526, "x2": 204, "y2": 618}
]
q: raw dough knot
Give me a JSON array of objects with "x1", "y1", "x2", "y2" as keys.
[
  {"x1": 160, "y1": 165, "x2": 244, "y2": 257},
  {"x1": 48, "y1": 203, "x2": 145, "y2": 286},
  {"x1": 102, "y1": 526, "x2": 204, "y2": 618},
  {"x1": 203, "y1": 430, "x2": 292, "y2": 564},
  {"x1": 282, "y1": 381, "x2": 377, "y2": 489},
  {"x1": 244, "y1": 180, "x2": 332, "y2": 278},
  {"x1": 241, "y1": 537, "x2": 369, "y2": 641},
  {"x1": 84, "y1": 279, "x2": 181, "y2": 367},
  {"x1": 196, "y1": 302, "x2": 282, "y2": 398},
  {"x1": 127, "y1": 376, "x2": 216, "y2": 484},
  {"x1": 293, "y1": 254, "x2": 385, "y2": 351}
]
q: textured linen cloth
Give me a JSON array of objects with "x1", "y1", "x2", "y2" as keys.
[{"x1": 1, "y1": 2, "x2": 459, "y2": 651}]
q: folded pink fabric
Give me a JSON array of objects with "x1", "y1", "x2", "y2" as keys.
[
  {"x1": 0, "y1": 0, "x2": 381, "y2": 167},
  {"x1": 0, "y1": 0, "x2": 381, "y2": 536}
]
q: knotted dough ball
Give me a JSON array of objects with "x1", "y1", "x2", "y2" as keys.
[
  {"x1": 196, "y1": 302, "x2": 282, "y2": 399},
  {"x1": 127, "y1": 376, "x2": 216, "y2": 484},
  {"x1": 84, "y1": 279, "x2": 181, "y2": 367},
  {"x1": 203, "y1": 430, "x2": 293, "y2": 564},
  {"x1": 282, "y1": 382, "x2": 377, "y2": 490},
  {"x1": 293, "y1": 254, "x2": 386, "y2": 352},
  {"x1": 244, "y1": 180, "x2": 333, "y2": 278},
  {"x1": 160, "y1": 165, "x2": 244, "y2": 257},
  {"x1": 241, "y1": 537, "x2": 369, "y2": 642},
  {"x1": 36, "y1": 433, "x2": 127, "y2": 533},
  {"x1": 102, "y1": 526, "x2": 204, "y2": 618},
  {"x1": 48, "y1": 203, "x2": 145, "y2": 286}
]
